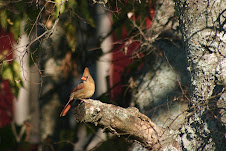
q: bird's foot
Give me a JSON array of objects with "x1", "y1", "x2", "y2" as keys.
[{"x1": 80, "y1": 98, "x2": 88, "y2": 103}]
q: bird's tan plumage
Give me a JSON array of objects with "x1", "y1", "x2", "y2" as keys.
[{"x1": 60, "y1": 67, "x2": 95, "y2": 117}]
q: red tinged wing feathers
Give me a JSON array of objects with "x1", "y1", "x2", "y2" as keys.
[{"x1": 71, "y1": 83, "x2": 84, "y2": 92}]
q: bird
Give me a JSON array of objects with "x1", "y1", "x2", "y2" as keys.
[{"x1": 60, "y1": 67, "x2": 95, "y2": 117}]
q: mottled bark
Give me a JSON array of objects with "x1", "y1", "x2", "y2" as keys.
[
  {"x1": 73, "y1": 99, "x2": 180, "y2": 150},
  {"x1": 175, "y1": 0, "x2": 226, "y2": 150}
]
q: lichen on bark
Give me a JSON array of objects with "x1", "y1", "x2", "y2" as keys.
[{"x1": 175, "y1": 0, "x2": 226, "y2": 150}]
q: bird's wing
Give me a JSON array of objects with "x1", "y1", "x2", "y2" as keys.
[{"x1": 71, "y1": 83, "x2": 84, "y2": 92}]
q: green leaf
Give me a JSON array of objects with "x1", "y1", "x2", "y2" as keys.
[
  {"x1": 2, "y1": 60, "x2": 23, "y2": 97},
  {"x1": 0, "y1": 10, "x2": 8, "y2": 30},
  {"x1": 64, "y1": 23, "x2": 77, "y2": 52},
  {"x1": 80, "y1": 0, "x2": 96, "y2": 28},
  {"x1": 10, "y1": 19, "x2": 21, "y2": 40},
  {"x1": 55, "y1": 0, "x2": 66, "y2": 17}
]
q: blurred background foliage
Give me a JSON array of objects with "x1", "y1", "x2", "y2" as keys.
[{"x1": 1, "y1": 59, "x2": 23, "y2": 96}]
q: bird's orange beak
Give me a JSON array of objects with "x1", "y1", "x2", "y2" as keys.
[{"x1": 81, "y1": 76, "x2": 87, "y2": 81}]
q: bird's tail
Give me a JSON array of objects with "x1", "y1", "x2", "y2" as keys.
[{"x1": 60, "y1": 98, "x2": 74, "y2": 117}]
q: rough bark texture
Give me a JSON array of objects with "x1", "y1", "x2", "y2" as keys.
[
  {"x1": 73, "y1": 99, "x2": 180, "y2": 150},
  {"x1": 147, "y1": 0, "x2": 179, "y2": 42},
  {"x1": 175, "y1": 0, "x2": 226, "y2": 150},
  {"x1": 131, "y1": 0, "x2": 188, "y2": 150}
]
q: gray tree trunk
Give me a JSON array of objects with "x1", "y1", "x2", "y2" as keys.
[{"x1": 175, "y1": 0, "x2": 226, "y2": 150}]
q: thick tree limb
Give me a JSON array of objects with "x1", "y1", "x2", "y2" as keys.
[{"x1": 74, "y1": 99, "x2": 180, "y2": 150}]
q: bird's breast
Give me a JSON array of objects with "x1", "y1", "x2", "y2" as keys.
[{"x1": 85, "y1": 83, "x2": 95, "y2": 98}]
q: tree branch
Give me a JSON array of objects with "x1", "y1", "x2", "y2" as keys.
[{"x1": 73, "y1": 99, "x2": 180, "y2": 150}]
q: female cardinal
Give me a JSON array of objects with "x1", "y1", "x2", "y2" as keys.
[{"x1": 60, "y1": 67, "x2": 95, "y2": 117}]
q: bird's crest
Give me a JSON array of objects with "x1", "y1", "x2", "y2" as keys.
[{"x1": 83, "y1": 67, "x2": 90, "y2": 77}]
